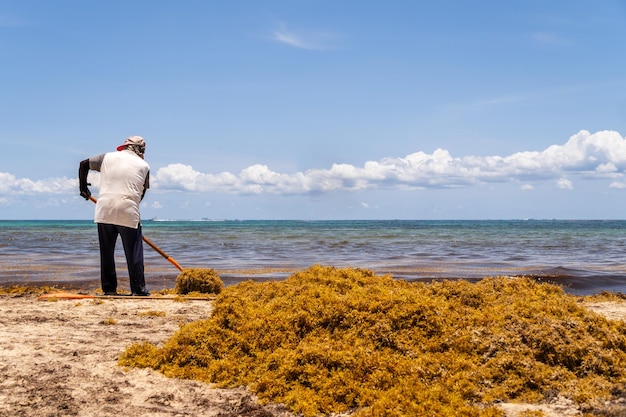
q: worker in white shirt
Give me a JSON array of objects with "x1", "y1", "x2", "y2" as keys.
[{"x1": 78, "y1": 136, "x2": 151, "y2": 296}]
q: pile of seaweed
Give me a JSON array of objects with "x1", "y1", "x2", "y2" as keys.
[
  {"x1": 120, "y1": 265, "x2": 626, "y2": 416},
  {"x1": 0, "y1": 285, "x2": 55, "y2": 296},
  {"x1": 174, "y1": 267, "x2": 223, "y2": 295}
]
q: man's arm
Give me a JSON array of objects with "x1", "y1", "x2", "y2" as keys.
[
  {"x1": 78, "y1": 159, "x2": 92, "y2": 200},
  {"x1": 140, "y1": 171, "x2": 150, "y2": 201}
]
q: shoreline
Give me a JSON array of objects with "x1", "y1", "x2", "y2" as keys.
[
  {"x1": 3, "y1": 261, "x2": 626, "y2": 297},
  {"x1": 4, "y1": 218, "x2": 626, "y2": 296}
]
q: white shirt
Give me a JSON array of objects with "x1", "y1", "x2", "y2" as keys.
[{"x1": 89, "y1": 150, "x2": 150, "y2": 229}]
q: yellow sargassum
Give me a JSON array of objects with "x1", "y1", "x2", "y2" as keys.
[{"x1": 120, "y1": 265, "x2": 626, "y2": 417}]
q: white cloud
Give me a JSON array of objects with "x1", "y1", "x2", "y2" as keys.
[
  {"x1": 153, "y1": 129, "x2": 626, "y2": 194},
  {"x1": 271, "y1": 29, "x2": 309, "y2": 49},
  {"x1": 521, "y1": 184, "x2": 534, "y2": 191},
  {"x1": 0, "y1": 172, "x2": 76, "y2": 195},
  {"x1": 270, "y1": 23, "x2": 336, "y2": 50},
  {"x1": 2, "y1": 130, "x2": 626, "y2": 199},
  {"x1": 556, "y1": 178, "x2": 574, "y2": 190}
]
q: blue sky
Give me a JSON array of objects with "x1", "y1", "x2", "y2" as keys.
[{"x1": 1, "y1": 0, "x2": 626, "y2": 220}]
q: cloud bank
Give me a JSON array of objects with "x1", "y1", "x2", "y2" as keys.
[
  {"x1": 154, "y1": 130, "x2": 626, "y2": 194},
  {"x1": 1, "y1": 130, "x2": 625, "y2": 197},
  {"x1": 0, "y1": 172, "x2": 76, "y2": 195}
]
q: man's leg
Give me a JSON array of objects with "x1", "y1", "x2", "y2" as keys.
[
  {"x1": 119, "y1": 224, "x2": 148, "y2": 295},
  {"x1": 97, "y1": 223, "x2": 119, "y2": 294}
]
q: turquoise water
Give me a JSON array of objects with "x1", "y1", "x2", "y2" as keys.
[{"x1": 1, "y1": 219, "x2": 626, "y2": 295}]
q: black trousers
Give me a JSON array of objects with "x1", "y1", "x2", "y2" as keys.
[{"x1": 97, "y1": 223, "x2": 147, "y2": 294}]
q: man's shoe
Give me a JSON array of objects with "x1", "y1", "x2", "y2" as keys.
[
  {"x1": 132, "y1": 292, "x2": 150, "y2": 296},
  {"x1": 103, "y1": 291, "x2": 118, "y2": 296}
]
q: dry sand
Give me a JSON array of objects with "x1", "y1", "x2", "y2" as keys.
[
  {"x1": 0, "y1": 294, "x2": 293, "y2": 417},
  {"x1": 1, "y1": 293, "x2": 625, "y2": 417}
]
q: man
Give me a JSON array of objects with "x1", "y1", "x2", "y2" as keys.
[{"x1": 78, "y1": 136, "x2": 151, "y2": 296}]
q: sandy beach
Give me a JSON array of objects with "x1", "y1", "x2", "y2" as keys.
[
  {"x1": 1, "y1": 292, "x2": 625, "y2": 417},
  {"x1": 0, "y1": 293, "x2": 294, "y2": 417}
]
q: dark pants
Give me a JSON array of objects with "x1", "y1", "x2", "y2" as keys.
[{"x1": 97, "y1": 223, "x2": 147, "y2": 294}]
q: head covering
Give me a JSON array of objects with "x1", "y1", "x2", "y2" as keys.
[{"x1": 117, "y1": 136, "x2": 146, "y2": 152}]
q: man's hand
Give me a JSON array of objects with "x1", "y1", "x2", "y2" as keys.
[{"x1": 80, "y1": 183, "x2": 91, "y2": 200}]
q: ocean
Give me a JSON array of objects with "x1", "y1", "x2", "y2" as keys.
[{"x1": 1, "y1": 219, "x2": 625, "y2": 295}]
